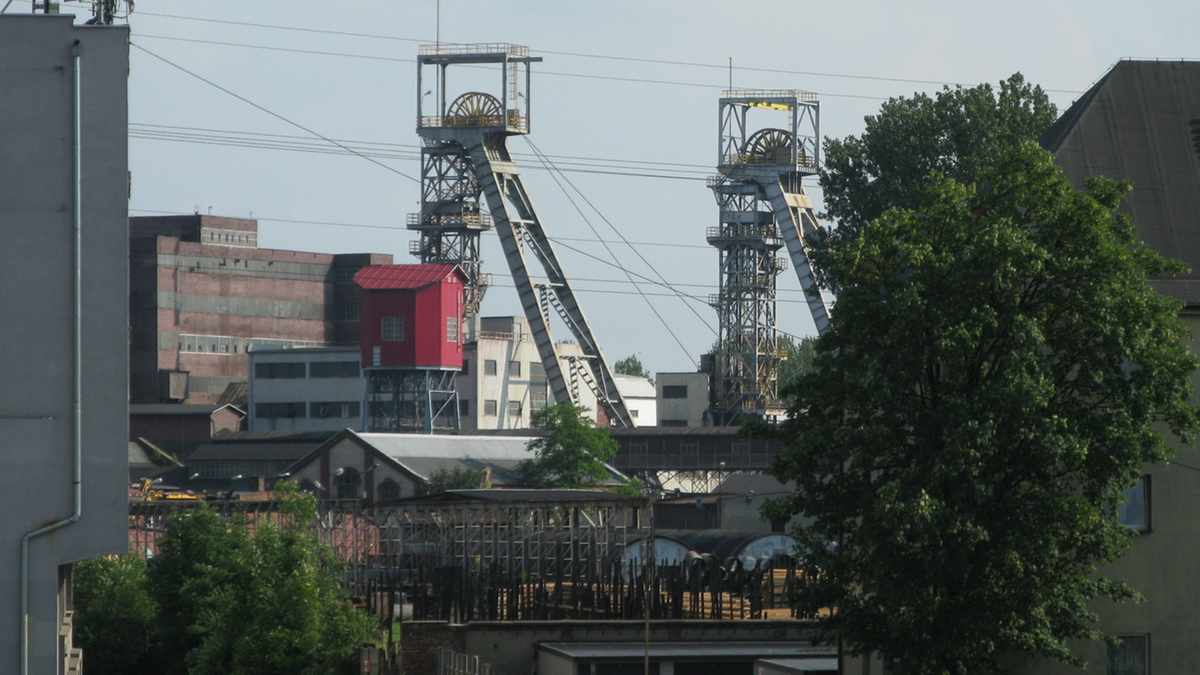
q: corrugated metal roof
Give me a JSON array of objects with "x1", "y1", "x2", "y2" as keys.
[
  {"x1": 353, "y1": 264, "x2": 460, "y2": 289},
  {"x1": 128, "y1": 442, "x2": 155, "y2": 465},
  {"x1": 1041, "y1": 60, "x2": 1200, "y2": 304},
  {"x1": 188, "y1": 442, "x2": 319, "y2": 461},
  {"x1": 357, "y1": 431, "x2": 539, "y2": 460},
  {"x1": 614, "y1": 374, "x2": 656, "y2": 398}
]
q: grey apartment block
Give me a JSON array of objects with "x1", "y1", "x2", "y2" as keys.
[{"x1": 0, "y1": 15, "x2": 129, "y2": 674}]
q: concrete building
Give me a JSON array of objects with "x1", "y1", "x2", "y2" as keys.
[
  {"x1": 129, "y1": 214, "x2": 391, "y2": 405},
  {"x1": 656, "y1": 371, "x2": 710, "y2": 427},
  {"x1": 0, "y1": 15, "x2": 130, "y2": 673},
  {"x1": 998, "y1": 59, "x2": 1200, "y2": 675},
  {"x1": 247, "y1": 347, "x2": 364, "y2": 432}
]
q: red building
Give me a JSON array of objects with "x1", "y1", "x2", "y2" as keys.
[{"x1": 355, "y1": 264, "x2": 467, "y2": 370}]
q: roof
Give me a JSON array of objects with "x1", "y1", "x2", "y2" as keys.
[
  {"x1": 354, "y1": 263, "x2": 462, "y2": 290},
  {"x1": 188, "y1": 442, "x2": 318, "y2": 462},
  {"x1": 1040, "y1": 60, "x2": 1200, "y2": 305},
  {"x1": 658, "y1": 530, "x2": 799, "y2": 561},
  {"x1": 395, "y1": 488, "x2": 646, "y2": 504},
  {"x1": 614, "y1": 374, "x2": 656, "y2": 398},
  {"x1": 128, "y1": 442, "x2": 155, "y2": 465},
  {"x1": 358, "y1": 431, "x2": 540, "y2": 485},
  {"x1": 130, "y1": 403, "x2": 220, "y2": 416},
  {"x1": 211, "y1": 429, "x2": 338, "y2": 444},
  {"x1": 538, "y1": 642, "x2": 833, "y2": 662}
]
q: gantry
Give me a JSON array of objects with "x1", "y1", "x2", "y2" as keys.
[
  {"x1": 706, "y1": 90, "x2": 833, "y2": 425},
  {"x1": 412, "y1": 43, "x2": 635, "y2": 427}
]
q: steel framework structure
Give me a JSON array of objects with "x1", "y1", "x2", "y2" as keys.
[
  {"x1": 364, "y1": 368, "x2": 460, "y2": 433},
  {"x1": 706, "y1": 90, "x2": 832, "y2": 425},
  {"x1": 415, "y1": 44, "x2": 634, "y2": 426}
]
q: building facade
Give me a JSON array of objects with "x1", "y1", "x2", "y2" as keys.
[
  {"x1": 129, "y1": 214, "x2": 391, "y2": 405},
  {"x1": 656, "y1": 372, "x2": 711, "y2": 427},
  {"x1": 248, "y1": 347, "x2": 365, "y2": 432},
  {"x1": 0, "y1": 15, "x2": 130, "y2": 673}
]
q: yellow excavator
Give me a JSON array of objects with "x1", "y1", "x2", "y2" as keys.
[{"x1": 131, "y1": 477, "x2": 204, "y2": 502}]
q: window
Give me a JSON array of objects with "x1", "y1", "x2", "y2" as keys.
[
  {"x1": 310, "y1": 402, "x2": 361, "y2": 418},
  {"x1": 335, "y1": 302, "x2": 360, "y2": 322},
  {"x1": 661, "y1": 419, "x2": 687, "y2": 427},
  {"x1": 484, "y1": 400, "x2": 498, "y2": 416},
  {"x1": 382, "y1": 316, "x2": 404, "y2": 342},
  {"x1": 681, "y1": 442, "x2": 698, "y2": 455},
  {"x1": 508, "y1": 401, "x2": 522, "y2": 417},
  {"x1": 254, "y1": 362, "x2": 306, "y2": 379},
  {"x1": 732, "y1": 442, "x2": 750, "y2": 454},
  {"x1": 630, "y1": 442, "x2": 648, "y2": 455},
  {"x1": 509, "y1": 361, "x2": 521, "y2": 377},
  {"x1": 255, "y1": 402, "x2": 306, "y2": 419},
  {"x1": 459, "y1": 399, "x2": 470, "y2": 416},
  {"x1": 662, "y1": 385, "x2": 688, "y2": 399},
  {"x1": 447, "y1": 317, "x2": 459, "y2": 343},
  {"x1": 1118, "y1": 475, "x2": 1151, "y2": 532},
  {"x1": 377, "y1": 480, "x2": 400, "y2": 502},
  {"x1": 309, "y1": 361, "x2": 360, "y2": 378},
  {"x1": 335, "y1": 467, "x2": 359, "y2": 499},
  {"x1": 485, "y1": 360, "x2": 498, "y2": 376},
  {"x1": 631, "y1": 409, "x2": 639, "y2": 418},
  {"x1": 1108, "y1": 635, "x2": 1148, "y2": 675}
]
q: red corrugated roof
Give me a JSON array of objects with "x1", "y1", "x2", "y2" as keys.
[{"x1": 354, "y1": 264, "x2": 462, "y2": 289}]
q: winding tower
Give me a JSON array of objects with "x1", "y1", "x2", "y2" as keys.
[
  {"x1": 415, "y1": 43, "x2": 634, "y2": 427},
  {"x1": 706, "y1": 90, "x2": 832, "y2": 425}
]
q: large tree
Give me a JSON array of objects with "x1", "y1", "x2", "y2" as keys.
[
  {"x1": 764, "y1": 143, "x2": 1200, "y2": 675},
  {"x1": 518, "y1": 403, "x2": 619, "y2": 489},
  {"x1": 818, "y1": 74, "x2": 1056, "y2": 282}
]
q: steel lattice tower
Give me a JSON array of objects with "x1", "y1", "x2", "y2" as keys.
[
  {"x1": 706, "y1": 90, "x2": 830, "y2": 425},
  {"x1": 414, "y1": 43, "x2": 635, "y2": 426}
]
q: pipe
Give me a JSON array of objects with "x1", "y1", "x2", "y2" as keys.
[{"x1": 21, "y1": 38, "x2": 84, "y2": 675}]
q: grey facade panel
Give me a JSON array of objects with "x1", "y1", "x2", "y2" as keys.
[{"x1": 0, "y1": 15, "x2": 129, "y2": 673}]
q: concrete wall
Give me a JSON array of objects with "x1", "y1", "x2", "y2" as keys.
[
  {"x1": 248, "y1": 347, "x2": 365, "y2": 432},
  {"x1": 657, "y1": 372, "x2": 710, "y2": 426},
  {"x1": 401, "y1": 620, "x2": 821, "y2": 675},
  {"x1": 0, "y1": 15, "x2": 129, "y2": 673}
]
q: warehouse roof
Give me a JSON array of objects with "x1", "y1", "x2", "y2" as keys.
[{"x1": 353, "y1": 263, "x2": 463, "y2": 289}]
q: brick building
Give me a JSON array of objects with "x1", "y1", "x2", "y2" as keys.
[{"x1": 129, "y1": 215, "x2": 391, "y2": 404}]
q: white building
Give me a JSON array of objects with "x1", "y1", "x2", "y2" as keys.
[
  {"x1": 656, "y1": 371, "x2": 711, "y2": 427},
  {"x1": 248, "y1": 346, "x2": 365, "y2": 432}
]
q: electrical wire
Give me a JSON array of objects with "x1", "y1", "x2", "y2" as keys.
[{"x1": 130, "y1": 42, "x2": 421, "y2": 184}]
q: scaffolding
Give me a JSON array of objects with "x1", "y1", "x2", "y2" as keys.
[
  {"x1": 364, "y1": 368, "x2": 460, "y2": 433},
  {"x1": 706, "y1": 90, "x2": 832, "y2": 425},
  {"x1": 414, "y1": 44, "x2": 634, "y2": 426}
]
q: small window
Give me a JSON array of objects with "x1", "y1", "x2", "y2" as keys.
[
  {"x1": 681, "y1": 442, "x2": 698, "y2": 455},
  {"x1": 662, "y1": 385, "x2": 688, "y2": 399},
  {"x1": 1118, "y1": 475, "x2": 1151, "y2": 532},
  {"x1": 335, "y1": 467, "x2": 359, "y2": 499},
  {"x1": 631, "y1": 409, "x2": 639, "y2": 418},
  {"x1": 485, "y1": 360, "x2": 498, "y2": 376},
  {"x1": 382, "y1": 316, "x2": 404, "y2": 342},
  {"x1": 377, "y1": 480, "x2": 400, "y2": 502},
  {"x1": 254, "y1": 362, "x2": 306, "y2": 379},
  {"x1": 447, "y1": 316, "x2": 459, "y2": 343},
  {"x1": 507, "y1": 400, "x2": 522, "y2": 417},
  {"x1": 484, "y1": 400, "x2": 498, "y2": 416},
  {"x1": 310, "y1": 361, "x2": 360, "y2": 378},
  {"x1": 1108, "y1": 635, "x2": 1148, "y2": 675},
  {"x1": 335, "y1": 302, "x2": 360, "y2": 322},
  {"x1": 630, "y1": 442, "x2": 648, "y2": 455},
  {"x1": 509, "y1": 361, "x2": 521, "y2": 377}
]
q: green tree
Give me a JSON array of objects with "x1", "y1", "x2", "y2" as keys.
[
  {"x1": 614, "y1": 354, "x2": 652, "y2": 383},
  {"x1": 518, "y1": 403, "x2": 619, "y2": 488},
  {"x1": 73, "y1": 555, "x2": 158, "y2": 675},
  {"x1": 819, "y1": 74, "x2": 1056, "y2": 281},
  {"x1": 185, "y1": 483, "x2": 377, "y2": 675},
  {"x1": 776, "y1": 334, "x2": 817, "y2": 395},
  {"x1": 425, "y1": 464, "x2": 491, "y2": 492},
  {"x1": 764, "y1": 144, "x2": 1200, "y2": 675}
]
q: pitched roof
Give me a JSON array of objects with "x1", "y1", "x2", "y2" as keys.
[
  {"x1": 354, "y1": 264, "x2": 462, "y2": 290},
  {"x1": 1040, "y1": 60, "x2": 1200, "y2": 305}
]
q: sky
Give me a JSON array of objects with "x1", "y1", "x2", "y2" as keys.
[{"x1": 22, "y1": 0, "x2": 1200, "y2": 378}]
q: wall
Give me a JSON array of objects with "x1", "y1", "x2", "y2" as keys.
[
  {"x1": 248, "y1": 347, "x2": 365, "y2": 432},
  {"x1": 657, "y1": 372, "x2": 710, "y2": 426},
  {"x1": 0, "y1": 15, "x2": 129, "y2": 673},
  {"x1": 402, "y1": 620, "x2": 821, "y2": 675}
]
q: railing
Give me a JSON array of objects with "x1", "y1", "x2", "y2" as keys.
[
  {"x1": 418, "y1": 113, "x2": 529, "y2": 133},
  {"x1": 722, "y1": 88, "x2": 818, "y2": 102},
  {"x1": 706, "y1": 225, "x2": 783, "y2": 241},
  {"x1": 438, "y1": 648, "x2": 503, "y2": 675},
  {"x1": 419, "y1": 43, "x2": 529, "y2": 58},
  {"x1": 720, "y1": 152, "x2": 818, "y2": 169}
]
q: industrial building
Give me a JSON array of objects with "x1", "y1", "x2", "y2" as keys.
[
  {"x1": 0, "y1": 13, "x2": 130, "y2": 674},
  {"x1": 129, "y1": 214, "x2": 392, "y2": 405}
]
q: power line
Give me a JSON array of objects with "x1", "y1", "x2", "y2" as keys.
[
  {"x1": 134, "y1": 11, "x2": 1085, "y2": 95},
  {"x1": 130, "y1": 42, "x2": 421, "y2": 184}
]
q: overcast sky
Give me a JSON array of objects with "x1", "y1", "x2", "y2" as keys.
[{"x1": 29, "y1": 0, "x2": 1200, "y2": 377}]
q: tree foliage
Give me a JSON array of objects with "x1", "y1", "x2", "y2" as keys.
[
  {"x1": 518, "y1": 403, "x2": 619, "y2": 488},
  {"x1": 73, "y1": 483, "x2": 375, "y2": 675},
  {"x1": 776, "y1": 334, "x2": 817, "y2": 395},
  {"x1": 764, "y1": 143, "x2": 1200, "y2": 675},
  {"x1": 819, "y1": 74, "x2": 1056, "y2": 281},
  {"x1": 614, "y1": 354, "x2": 652, "y2": 383},
  {"x1": 424, "y1": 464, "x2": 491, "y2": 493}
]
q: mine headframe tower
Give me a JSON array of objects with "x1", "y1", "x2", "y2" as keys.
[
  {"x1": 414, "y1": 43, "x2": 634, "y2": 427},
  {"x1": 706, "y1": 89, "x2": 832, "y2": 426}
]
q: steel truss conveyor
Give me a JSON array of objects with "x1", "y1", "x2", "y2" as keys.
[{"x1": 414, "y1": 44, "x2": 634, "y2": 427}]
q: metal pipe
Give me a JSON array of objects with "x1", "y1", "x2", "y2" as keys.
[{"x1": 21, "y1": 38, "x2": 84, "y2": 675}]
